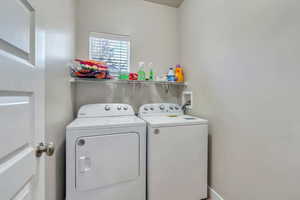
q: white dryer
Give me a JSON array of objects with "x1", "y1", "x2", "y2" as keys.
[
  {"x1": 66, "y1": 104, "x2": 146, "y2": 200},
  {"x1": 138, "y1": 103, "x2": 208, "y2": 200}
]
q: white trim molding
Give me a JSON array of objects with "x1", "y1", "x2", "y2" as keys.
[{"x1": 209, "y1": 187, "x2": 225, "y2": 200}]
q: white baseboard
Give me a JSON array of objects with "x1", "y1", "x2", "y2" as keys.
[{"x1": 208, "y1": 187, "x2": 224, "y2": 200}]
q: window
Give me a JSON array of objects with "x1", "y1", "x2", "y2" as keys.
[{"x1": 89, "y1": 32, "x2": 130, "y2": 75}]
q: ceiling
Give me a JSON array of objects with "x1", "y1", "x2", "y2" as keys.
[{"x1": 144, "y1": 0, "x2": 184, "y2": 8}]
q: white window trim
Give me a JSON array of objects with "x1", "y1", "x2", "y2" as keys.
[
  {"x1": 89, "y1": 32, "x2": 131, "y2": 73},
  {"x1": 90, "y1": 32, "x2": 130, "y2": 42}
]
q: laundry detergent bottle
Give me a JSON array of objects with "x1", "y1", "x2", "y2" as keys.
[
  {"x1": 175, "y1": 65, "x2": 184, "y2": 82},
  {"x1": 167, "y1": 67, "x2": 175, "y2": 82}
]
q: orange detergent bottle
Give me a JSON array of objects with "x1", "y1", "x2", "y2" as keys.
[{"x1": 175, "y1": 65, "x2": 184, "y2": 82}]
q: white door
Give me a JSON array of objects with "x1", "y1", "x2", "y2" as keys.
[{"x1": 0, "y1": 0, "x2": 48, "y2": 199}]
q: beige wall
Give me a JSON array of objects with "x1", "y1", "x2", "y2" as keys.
[
  {"x1": 74, "y1": 0, "x2": 182, "y2": 113},
  {"x1": 179, "y1": 0, "x2": 300, "y2": 199},
  {"x1": 42, "y1": 0, "x2": 76, "y2": 199},
  {"x1": 76, "y1": 0, "x2": 179, "y2": 75},
  {"x1": 73, "y1": 82, "x2": 184, "y2": 113}
]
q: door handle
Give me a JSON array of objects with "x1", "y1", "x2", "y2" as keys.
[
  {"x1": 36, "y1": 142, "x2": 55, "y2": 157},
  {"x1": 79, "y1": 156, "x2": 91, "y2": 173}
]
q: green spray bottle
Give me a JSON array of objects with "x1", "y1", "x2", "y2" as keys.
[{"x1": 148, "y1": 62, "x2": 154, "y2": 80}]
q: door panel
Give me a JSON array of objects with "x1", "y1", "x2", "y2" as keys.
[
  {"x1": 0, "y1": 0, "x2": 32, "y2": 54},
  {"x1": 76, "y1": 133, "x2": 140, "y2": 191},
  {"x1": 0, "y1": 96, "x2": 32, "y2": 159},
  {"x1": 0, "y1": 95, "x2": 34, "y2": 199},
  {"x1": 0, "y1": 148, "x2": 35, "y2": 199},
  {"x1": 12, "y1": 184, "x2": 32, "y2": 200}
]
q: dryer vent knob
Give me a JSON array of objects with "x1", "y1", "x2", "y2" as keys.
[
  {"x1": 159, "y1": 105, "x2": 165, "y2": 110},
  {"x1": 104, "y1": 105, "x2": 111, "y2": 111}
]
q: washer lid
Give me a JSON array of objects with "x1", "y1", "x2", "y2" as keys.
[
  {"x1": 141, "y1": 115, "x2": 208, "y2": 127},
  {"x1": 67, "y1": 116, "x2": 146, "y2": 130}
]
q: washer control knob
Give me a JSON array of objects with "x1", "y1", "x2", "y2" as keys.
[
  {"x1": 169, "y1": 106, "x2": 174, "y2": 110},
  {"x1": 144, "y1": 107, "x2": 149, "y2": 111},
  {"x1": 159, "y1": 105, "x2": 165, "y2": 110},
  {"x1": 150, "y1": 107, "x2": 154, "y2": 111},
  {"x1": 175, "y1": 106, "x2": 180, "y2": 110},
  {"x1": 104, "y1": 105, "x2": 111, "y2": 111},
  {"x1": 123, "y1": 106, "x2": 128, "y2": 110},
  {"x1": 117, "y1": 106, "x2": 122, "y2": 111}
]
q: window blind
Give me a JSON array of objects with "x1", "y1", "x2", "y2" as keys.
[{"x1": 89, "y1": 33, "x2": 130, "y2": 74}]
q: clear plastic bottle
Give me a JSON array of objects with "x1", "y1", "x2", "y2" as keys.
[{"x1": 138, "y1": 62, "x2": 146, "y2": 80}]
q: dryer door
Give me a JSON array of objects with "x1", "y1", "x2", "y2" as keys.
[{"x1": 75, "y1": 132, "x2": 140, "y2": 191}]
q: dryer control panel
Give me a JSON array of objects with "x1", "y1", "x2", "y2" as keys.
[
  {"x1": 138, "y1": 103, "x2": 183, "y2": 117},
  {"x1": 78, "y1": 104, "x2": 135, "y2": 118}
]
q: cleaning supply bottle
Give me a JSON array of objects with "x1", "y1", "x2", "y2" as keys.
[
  {"x1": 167, "y1": 67, "x2": 175, "y2": 82},
  {"x1": 138, "y1": 62, "x2": 146, "y2": 80},
  {"x1": 175, "y1": 64, "x2": 184, "y2": 82},
  {"x1": 148, "y1": 62, "x2": 154, "y2": 80},
  {"x1": 149, "y1": 69, "x2": 154, "y2": 81}
]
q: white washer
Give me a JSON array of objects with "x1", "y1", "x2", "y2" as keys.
[
  {"x1": 66, "y1": 104, "x2": 146, "y2": 200},
  {"x1": 139, "y1": 103, "x2": 208, "y2": 200}
]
